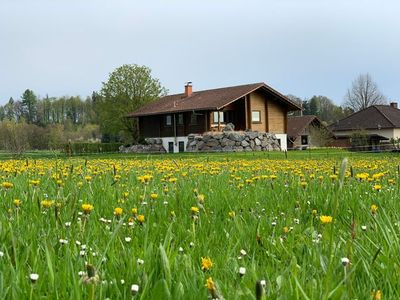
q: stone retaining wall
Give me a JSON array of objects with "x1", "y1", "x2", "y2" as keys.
[
  {"x1": 186, "y1": 131, "x2": 281, "y2": 152},
  {"x1": 119, "y1": 138, "x2": 166, "y2": 153}
]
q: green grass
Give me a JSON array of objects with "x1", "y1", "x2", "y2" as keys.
[{"x1": 0, "y1": 154, "x2": 399, "y2": 299}]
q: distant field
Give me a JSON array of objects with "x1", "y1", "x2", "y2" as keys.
[{"x1": 0, "y1": 152, "x2": 399, "y2": 298}]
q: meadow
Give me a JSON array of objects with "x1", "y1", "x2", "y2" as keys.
[{"x1": 0, "y1": 151, "x2": 399, "y2": 299}]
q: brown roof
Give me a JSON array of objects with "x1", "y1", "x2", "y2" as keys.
[
  {"x1": 287, "y1": 115, "x2": 321, "y2": 138},
  {"x1": 128, "y1": 82, "x2": 301, "y2": 117},
  {"x1": 330, "y1": 105, "x2": 400, "y2": 131}
]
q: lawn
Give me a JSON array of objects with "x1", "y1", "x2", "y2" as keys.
[{"x1": 0, "y1": 151, "x2": 398, "y2": 299}]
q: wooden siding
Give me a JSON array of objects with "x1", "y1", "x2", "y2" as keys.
[
  {"x1": 249, "y1": 91, "x2": 267, "y2": 131},
  {"x1": 140, "y1": 112, "x2": 206, "y2": 138},
  {"x1": 267, "y1": 100, "x2": 286, "y2": 133},
  {"x1": 140, "y1": 116, "x2": 161, "y2": 138}
]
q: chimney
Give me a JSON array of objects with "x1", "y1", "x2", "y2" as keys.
[
  {"x1": 390, "y1": 102, "x2": 398, "y2": 109},
  {"x1": 184, "y1": 82, "x2": 193, "y2": 97}
]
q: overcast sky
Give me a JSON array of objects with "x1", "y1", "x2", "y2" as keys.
[{"x1": 1, "y1": 0, "x2": 399, "y2": 106}]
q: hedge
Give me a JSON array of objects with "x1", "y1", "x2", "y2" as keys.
[{"x1": 63, "y1": 143, "x2": 124, "y2": 154}]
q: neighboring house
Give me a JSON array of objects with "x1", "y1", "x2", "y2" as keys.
[
  {"x1": 128, "y1": 82, "x2": 301, "y2": 152},
  {"x1": 287, "y1": 115, "x2": 331, "y2": 149},
  {"x1": 330, "y1": 103, "x2": 400, "y2": 149}
]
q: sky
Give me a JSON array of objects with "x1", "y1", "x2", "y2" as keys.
[{"x1": 1, "y1": 0, "x2": 399, "y2": 106}]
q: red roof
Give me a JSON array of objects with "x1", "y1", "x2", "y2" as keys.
[{"x1": 128, "y1": 82, "x2": 301, "y2": 117}]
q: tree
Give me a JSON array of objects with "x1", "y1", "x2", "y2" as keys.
[
  {"x1": 21, "y1": 89, "x2": 38, "y2": 123},
  {"x1": 344, "y1": 73, "x2": 386, "y2": 112},
  {"x1": 97, "y1": 64, "x2": 167, "y2": 142}
]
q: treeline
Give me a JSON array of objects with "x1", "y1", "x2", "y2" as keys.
[
  {"x1": 0, "y1": 90, "x2": 97, "y2": 125},
  {"x1": 287, "y1": 95, "x2": 354, "y2": 125},
  {"x1": 0, "y1": 89, "x2": 100, "y2": 153}
]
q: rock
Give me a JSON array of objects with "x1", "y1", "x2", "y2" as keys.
[
  {"x1": 213, "y1": 133, "x2": 224, "y2": 140},
  {"x1": 197, "y1": 141, "x2": 205, "y2": 149},
  {"x1": 233, "y1": 146, "x2": 244, "y2": 152},
  {"x1": 202, "y1": 134, "x2": 212, "y2": 143},
  {"x1": 241, "y1": 140, "x2": 250, "y2": 147},
  {"x1": 145, "y1": 138, "x2": 155, "y2": 145},
  {"x1": 245, "y1": 131, "x2": 258, "y2": 139},
  {"x1": 228, "y1": 132, "x2": 244, "y2": 142},
  {"x1": 205, "y1": 139, "x2": 220, "y2": 147},
  {"x1": 222, "y1": 123, "x2": 235, "y2": 132},
  {"x1": 250, "y1": 140, "x2": 255, "y2": 149},
  {"x1": 254, "y1": 145, "x2": 262, "y2": 151},
  {"x1": 222, "y1": 146, "x2": 234, "y2": 152},
  {"x1": 226, "y1": 139, "x2": 236, "y2": 146},
  {"x1": 255, "y1": 138, "x2": 261, "y2": 146}
]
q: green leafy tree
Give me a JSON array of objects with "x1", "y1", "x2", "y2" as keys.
[
  {"x1": 21, "y1": 89, "x2": 38, "y2": 123},
  {"x1": 97, "y1": 64, "x2": 167, "y2": 142}
]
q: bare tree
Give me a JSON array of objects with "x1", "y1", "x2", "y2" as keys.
[{"x1": 344, "y1": 73, "x2": 386, "y2": 111}]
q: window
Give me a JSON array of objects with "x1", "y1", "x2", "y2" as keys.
[
  {"x1": 301, "y1": 135, "x2": 308, "y2": 145},
  {"x1": 251, "y1": 111, "x2": 261, "y2": 123},
  {"x1": 177, "y1": 114, "x2": 184, "y2": 125},
  {"x1": 165, "y1": 115, "x2": 172, "y2": 126},
  {"x1": 213, "y1": 111, "x2": 224, "y2": 123},
  {"x1": 190, "y1": 112, "x2": 198, "y2": 125}
]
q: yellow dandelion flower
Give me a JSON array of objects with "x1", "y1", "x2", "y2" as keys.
[
  {"x1": 150, "y1": 193, "x2": 158, "y2": 200},
  {"x1": 197, "y1": 194, "x2": 205, "y2": 203},
  {"x1": 320, "y1": 215, "x2": 333, "y2": 224},
  {"x1": 371, "y1": 289, "x2": 382, "y2": 300},
  {"x1": 1, "y1": 182, "x2": 13, "y2": 189},
  {"x1": 373, "y1": 184, "x2": 381, "y2": 191},
  {"x1": 82, "y1": 203, "x2": 94, "y2": 214},
  {"x1": 131, "y1": 208, "x2": 138, "y2": 215},
  {"x1": 371, "y1": 204, "x2": 378, "y2": 214},
  {"x1": 191, "y1": 207, "x2": 200, "y2": 214},
  {"x1": 114, "y1": 207, "x2": 123, "y2": 216},
  {"x1": 228, "y1": 211, "x2": 236, "y2": 218},
  {"x1": 84, "y1": 176, "x2": 92, "y2": 182},
  {"x1": 29, "y1": 180, "x2": 40, "y2": 186},
  {"x1": 168, "y1": 177, "x2": 177, "y2": 183},
  {"x1": 201, "y1": 257, "x2": 213, "y2": 271},
  {"x1": 283, "y1": 226, "x2": 289, "y2": 234},
  {"x1": 205, "y1": 277, "x2": 216, "y2": 295},
  {"x1": 41, "y1": 200, "x2": 54, "y2": 209},
  {"x1": 137, "y1": 214, "x2": 145, "y2": 224},
  {"x1": 13, "y1": 199, "x2": 21, "y2": 207}
]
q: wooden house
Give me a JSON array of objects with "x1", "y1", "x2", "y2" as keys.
[{"x1": 128, "y1": 82, "x2": 301, "y2": 152}]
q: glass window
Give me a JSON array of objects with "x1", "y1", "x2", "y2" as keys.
[
  {"x1": 190, "y1": 112, "x2": 198, "y2": 125},
  {"x1": 213, "y1": 111, "x2": 224, "y2": 123},
  {"x1": 178, "y1": 114, "x2": 184, "y2": 125},
  {"x1": 165, "y1": 115, "x2": 172, "y2": 126},
  {"x1": 252, "y1": 111, "x2": 261, "y2": 123},
  {"x1": 301, "y1": 135, "x2": 308, "y2": 145}
]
